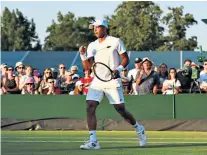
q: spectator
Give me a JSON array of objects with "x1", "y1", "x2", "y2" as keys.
[
  {"x1": 72, "y1": 74, "x2": 80, "y2": 83},
  {"x1": 191, "y1": 62, "x2": 200, "y2": 80},
  {"x1": 42, "y1": 76, "x2": 61, "y2": 95},
  {"x1": 162, "y1": 68, "x2": 181, "y2": 95},
  {"x1": 198, "y1": 60, "x2": 207, "y2": 93},
  {"x1": 33, "y1": 72, "x2": 42, "y2": 94},
  {"x1": 158, "y1": 63, "x2": 168, "y2": 93},
  {"x1": 128, "y1": 57, "x2": 142, "y2": 95},
  {"x1": 39, "y1": 68, "x2": 53, "y2": 94},
  {"x1": 121, "y1": 68, "x2": 132, "y2": 95},
  {"x1": 136, "y1": 57, "x2": 160, "y2": 95},
  {"x1": 70, "y1": 65, "x2": 79, "y2": 75},
  {"x1": 15, "y1": 62, "x2": 25, "y2": 78},
  {"x1": 60, "y1": 70, "x2": 76, "y2": 94},
  {"x1": 21, "y1": 77, "x2": 36, "y2": 94},
  {"x1": 2, "y1": 66, "x2": 20, "y2": 94},
  {"x1": 58, "y1": 64, "x2": 66, "y2": 84},
  {"x1": 184, "y1": 59, "x2": 192, "y2": 67},
  {"x1": 80, "y1": 69, "x2": 93, "y2": 95},
  {"x1": 73, "y1": 81, "x2": 84, "y2": 95},
  {"x1": 19, "y1": 66, "x2": 34, "y2": 90},
  {"x1": 0, "y1": 63, "x2": 8, "y2": 79}
]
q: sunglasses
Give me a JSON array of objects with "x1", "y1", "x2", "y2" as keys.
[
  {"x1": 8, "y1": 68, "x2": 14, "y2": 71},
  {"x1": 72, "y1": 70, "x2": 78, "y2": 72},
  {"x1": 45, "y1": 72, "x2": 52, "y2": 74},
  {"x1": 18, "y1": 67, "x2": 24, "y2": 69},
  {"x1": 48, "y1": 81, "x2": 54, "y2": 83},
  {"x1": 59, "y1": 67, "x2": 65, "y2": 69},
  {"x1": 26, "y1": 83, "x2": 33, "y2": 85}
]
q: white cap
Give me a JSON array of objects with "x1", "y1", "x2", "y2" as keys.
[
  {"x1": 75, "y1": 81, "x2": 84, "y2": 86},
  {"x1": 50, "y1": 68, "x2": 55, "y2": 72},
  {"x1": 89, "y1": 19, "x2": 108, "y2": 29},
  {"x1": 15, "y1": 62, "x2": 23, "y2": 68},
  {"x1": 0, "y1": 63, "x2": 7, "y2": 69},
  {"x1": 72, "y1": 74, "x2": 80, "y2": 79},
  {"x1": 141, "y1": 57, "x2": 153, "y2": 65}
]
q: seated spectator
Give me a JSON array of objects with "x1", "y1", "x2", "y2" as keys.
[
  {"x1": 15, "y1": 61, "x2": 25, "y2": 79},
  {"x1": 60, "y1": 70, "x2": 76, "y2": 94},
  {"x1": 72, "y1": 81, "x2": 84, "y2": 95},
  {"x1": 21, "y1": 78, "x2": 36, "y2": 94},
  {"x1": 39, "y1": 68, "x2": 53, "y2": 94},
  {"x1": 70, "y1": 65, "x2": 79, "y2": 75},
  {"x1": 177, "y1": 59, "x2": 192, "y2": 92},
  {"x1": 0, "y1": 63, "x2": 8, "y2": 79},
  {"x1": 121, "y1": 68, "x2": 132, "y2": 95},
  {"x1": 158, "y1": 63, "x2": 168, "y2": 93},
  {"x1": 19, "y1": 66, "x2": 34, "y2": 91},
  {"x1": 162, "y1": 68, "x2": 181, "y2": 95},
  {"x1": 72, "y1": 74, "x2": 80, "y2": 83},
  {"x1": 198, "y1": 60, "x2": 207, "y2": 93},
  {"x1": 2, "y1": 66, "x2": 20, "y2": 94},
  {"x1": 42, "y1": 76, "x2": 61, "y2": 95},
  {"x1": 127, "y1": 57, "x2": 142, "y2": 95},
  {"x1": 136, "y1": 57, "x2": 160, "y2": 95},
  {"x1": 33, "y1": 71, "x2": 42, "y2": 94},
  {"x1": 80, "y1": 69, "x2": 93, "y2": 95}
]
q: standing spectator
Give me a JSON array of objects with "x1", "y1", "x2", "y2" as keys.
[
  {"x1": 158, "y1": 63, "x2": 168, "y2": 93},
  {"x1": 42, "y1": 76, "x2": 61, "y2": 95},
  {"x1": 70, "y1": 65, "x2": 79, "y2": 75},
  {"x1": 198, "y1": 60, "x2": 207, "y2": 93},
  {"x1": 15, "y1": 62, "x2": 25, "y2": 79},
  {"x1": 128, "y1": 57, "x2": 142, "y2": 95},
  {"x1": 73, "y1": 81, "x2": 84, "y2": 95},
  {"x1": 191, "y1": 62, "x2": 200, "y2": 80},
  {"x1": 39, "y1": 68, "x2": 53, "y2": 94},
  {"x1": 136, "y1": 57, "x2": 160, "y2": 95},
  {"x1": 21, "y1": 77, "x2": 36, "y2": 94},
  {"x1": 2, "y1": 66, "x2": 20, "y2": 94},
  {"x1": 19, "y1": 66, "x2": 34, "y2": 90},
  {"x1": 162, "y1": 68, "x2": 181, "y2": 95},
  {"x1": 80, "y1": 69, "x2": 93, "y2": 95}
]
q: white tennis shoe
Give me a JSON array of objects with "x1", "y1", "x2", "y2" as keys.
[
  {"x1": 137, "y1": 125, "x2": 147, "y2": 147},
  {"x1": 80, "y1": 140, "x2": 100, "y2": 150}
]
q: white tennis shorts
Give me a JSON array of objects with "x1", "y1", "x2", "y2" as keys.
[{"x1": 86, "y1": 87, "x2": 124, "y2": 104}]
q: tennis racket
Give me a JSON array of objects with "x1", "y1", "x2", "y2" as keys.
[{"x1": 92, "y1": 62, "x2": 129, "y2": 82}]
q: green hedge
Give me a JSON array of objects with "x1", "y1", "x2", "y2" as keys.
[{"x1": 1, "y1": 94, "x2": 207, "y2": 120}]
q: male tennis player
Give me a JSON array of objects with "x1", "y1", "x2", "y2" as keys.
[{"x1": 79, "y1": 19, "x2": 147, "y2": 150}]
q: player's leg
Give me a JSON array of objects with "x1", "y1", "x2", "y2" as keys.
[
  {"x1": 80, "y1": 88, "x2": 104, "y2": 150},
  {"x1": 105, "y1": 87, "x2": 147, "y2": 147}
]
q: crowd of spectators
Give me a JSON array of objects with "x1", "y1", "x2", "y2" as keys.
[{"x1": 1, "y1": 57, "x2": 207, "y2": 95}]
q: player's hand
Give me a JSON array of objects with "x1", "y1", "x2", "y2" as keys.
[
  {"x1": 113, "y1": 70, "x2": 121, "y2": 79},
  {"x1": 79, "y1": 46, "x2": 86, "y2": 55}
]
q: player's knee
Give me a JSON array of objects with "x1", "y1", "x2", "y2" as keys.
[{"x1": 86, "y1": 100, "x2": 98, "y2": 113}]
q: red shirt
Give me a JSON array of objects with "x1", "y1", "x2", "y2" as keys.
[{"x1": 80, "y1": 77, "x2": 93, "y2": 95}]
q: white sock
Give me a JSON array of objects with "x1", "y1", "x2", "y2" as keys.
[
  {"x1": 134, "y1": 121, "x2": 142, "y2": 133},
  {"x1": 89, "y1": 130, "x2": 97, "y2": 142}
]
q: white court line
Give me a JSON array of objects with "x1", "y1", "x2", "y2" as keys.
[
  {"x1": 2, "y1": 140, "x2": 207, "y2": 144},
  {"x1": 2, "y1": 137, "x2": 207, "y2": 140}
]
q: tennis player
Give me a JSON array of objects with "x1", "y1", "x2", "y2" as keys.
[{"x1": 79, "y1": 19, "x2": 147, "y2": 150}]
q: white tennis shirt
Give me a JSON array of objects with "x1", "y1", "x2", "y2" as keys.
[{"x1": 87, "y1": 36, "x2": 126, "y2": 88}]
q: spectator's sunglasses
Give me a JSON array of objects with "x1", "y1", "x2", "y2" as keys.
[
  {"x1": 72, "y1": 70, "x2": 78, "y2": 72},
  {"x1": 8, "y1": 68, "x2": 14, "y2": 71},
  {"x1": 26, "y1": 83, "x2": 33, "y2": 85},
  {"x1": 59, "y1": 67, "x2": 65, "y2": 69},
  {"x1": 48, "y1": 81, "x2": 54, "y2": 83},
  {"x1": 18, "y1": 66, "x2": 24, "y2": 69},
  {"x1": 45, "y1": 72, "x2": 52, "y2": 74}
]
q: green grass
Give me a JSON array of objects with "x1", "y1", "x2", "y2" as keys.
[{"x1": 1, "y1": 131, "x2": 207, "y2": 155}]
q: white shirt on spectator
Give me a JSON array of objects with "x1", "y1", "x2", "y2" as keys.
[
  {"x1": 127, "y1": 68, "x2": 140, "y2": 95},
  {"x1": 163, "y1": 79, "x2": 181, "y2": 94},
  {"x1": 199, "y1": 71, "x2": 207, "y2": 87},
  {"x1": 87, "y1": 36, "x2": 126, "y2": 88}
]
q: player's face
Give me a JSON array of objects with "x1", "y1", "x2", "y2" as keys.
[{"x1": 94, "y1": 26, "x2": 107, "y2": 38}]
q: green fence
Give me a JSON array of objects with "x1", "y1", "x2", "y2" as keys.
[{"x1": 1, "y1": 94, "x2": 207, "y2": 120}]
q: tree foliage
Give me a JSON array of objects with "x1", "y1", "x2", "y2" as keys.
[
  {"x1": 44, "y1": 11, "x2": 96, "y2": 51},
  {"x1": 158, "y1": 6, "x2": 198, "y2": 51},
  {"x1": 107, "y1": 1, "x2": 164, "y2": 51},
  {"x1": 1, "y1": 7, "x2": 41, "y2": 51}
]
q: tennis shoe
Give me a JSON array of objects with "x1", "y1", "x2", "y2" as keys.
[{"x1": 80, "y1": 140, "x2": 100, "y2": 150}]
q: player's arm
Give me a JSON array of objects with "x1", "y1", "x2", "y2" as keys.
[
  {"x1": 119, "y1": 52, "x2": 129, "y2": 68},
  {"x1": 79, "y1": 46, "x2": 94, "y2": 71}
]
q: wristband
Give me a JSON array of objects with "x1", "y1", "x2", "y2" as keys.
[
  {"x1": 116, "y1": 65, "x2": 124, "y2": 73},
  {"x1": 80, "y1": 54, "x2": 87, "y2": 61}
]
